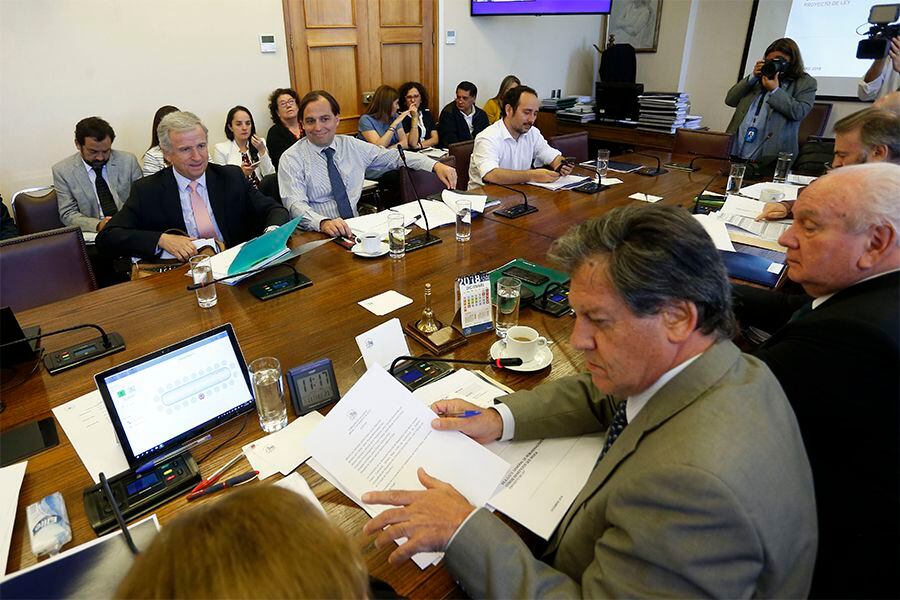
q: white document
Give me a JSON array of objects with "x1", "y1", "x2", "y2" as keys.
[
  {"x1": 442, "y1": 190, "x2": 488, "y2": 214},
  {"x1": 358, "y1": 290, "x2": 413, "y2": 316},
  {"x1": 600, "y1": 177, "x2": 624, "y2": 186},
  {"x1": 393, "y1": 199, "x2": 457, "y2": 229},
  {"x1": 737, "y1": 182, "x2": 799, "y2": 201},
  {"x1": 354, "y1": 318, "x2": 411, "y2": 370},
  {"x1": 487, "y1": 434, "x2": 604, "y2": 540},
  {"x1": 160, "y1": 238, "x2": 217, "y2": 260},
  {"x1": 629, "y1": 192, "x2": 662, "y2": 203},
  {"x1": 304, "y1": 365, "x2": 510, "y2": 569},
  {"x1": 527, "y1": 175, "x2": 592, "y2": 191},
  {"x1": 82, "y1": 231, "x2": 97, "y2": 244},
  {"x1": 242, "y1": 411, "x2": 324, "y2": 479},
  {"x1": 412, "y1": 369, "x2": 511, "y2": 409},
  {"x1": 0, "y1": 462, "x2": 27, "y2": 575},
  {"x1": 274, "y1": 473, "x2": 326, "y2": 515},
  {"x1": 787, "y1": 173, "x2": 816, "y2": 186},
  {"x1": 693, "y1": 214, "x2": 736, "y2": 252},
  {"x1": 717, "y1": 195, "x2": 792, "y2": 241},
  {"x1": 52, "y1": 390, "x2": 129, "y2": 483},
  {"x1": 345, "y1": 210, "x2": 416, "y2": 240},
  {"x1": 720, "y1": 193, "x2": 766, "y2": 218},
  {"x1": 205, "y1": 241, "x2": 289, "y2": 285}
]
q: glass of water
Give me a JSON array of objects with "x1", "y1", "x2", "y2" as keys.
[
  {"x1": 189, "y1": 255, "x2": 217, "y2": 309},
  {"x1": 495, "y1": 276, "x2": 521, "y2": 338},
  {"x1": 387, "y1": 212, "x2": 405, "y2": 259},
  {"x1": 772, "y1": 152, "x2": 793, "y2": 184},
  {"x1": 249, "y1": 357, "x2": 287, "y2": 433},
  {"x1": 455, "y1": 198, "x2": 472, "y2": 242},
  {"x1": 725, "y1": 163, "x2": 746, "y2": 195},
  {"x1": 596, "y1": 149, "x2": 610, "y2": 178}
]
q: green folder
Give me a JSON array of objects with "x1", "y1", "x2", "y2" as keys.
[
  {"x1": 227, "y1": 217, "x2": 301, "y2": 275},
  {"x1": 489, "y1": 258, "x2": 570, "y2": 301}
]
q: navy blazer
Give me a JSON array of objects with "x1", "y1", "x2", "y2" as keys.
[{"x1": 97, "y1": 163, "x2": 289, "y2": 259}]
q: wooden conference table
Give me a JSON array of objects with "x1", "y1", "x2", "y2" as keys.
[{"x1": 3, "y1": 153, "x2": 753, "y2": 597}]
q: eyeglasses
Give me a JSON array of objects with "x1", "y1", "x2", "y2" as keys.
[
  {"x1": 278, "y1": 99, "x2": 296, "y2": 108},
  {"x1": 405, "y1": 94, "x2": 421, "y2": 100}
]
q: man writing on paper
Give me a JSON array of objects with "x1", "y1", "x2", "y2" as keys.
[
  {"x1": 756, "y1": 108, "x2": 900, "y2": 221},
  {"x1": 97, "y1": 111, "x2": 289, "y2": 262},
  {"x1": 278, "y1": 90, "x2": 457, "y2": 239},
  {"x1": 468, "y1": 85, "x2": 572, "y2": 190},
  {"x1": 733, "y1": 163, "x2": 900, "y2": 598},
  {"x1": 363, "y1": 205, "x2": 817, "y2": 598}
]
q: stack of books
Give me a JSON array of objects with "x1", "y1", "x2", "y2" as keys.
[
  {"x1": 637, "y1": 92, "x2": 695, "y2": 133},
  {"x1": 557, "y1": 100, "x2": 596, "y2": 123},
  {"x1": 541, "y1": 96, "x2": 577, "y2": 111}
]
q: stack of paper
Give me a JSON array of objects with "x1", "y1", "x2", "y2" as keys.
[
  {"x1": 637, "y1": 92, "x2": 691, "y2": 133},
  {"x1": 392, "y1": 192, "x2": 488, "y2": 230},
  {"x1": 716, "y1": 194, "x2": 790, "y2": 245},
  {"x1": 242, "y1": 411, "x2": 324, "y2": 479},
  {"x1": 527, "y1": 175, "x2": 592, "y2": 191}
]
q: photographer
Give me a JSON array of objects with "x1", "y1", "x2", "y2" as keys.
[
  {"x1": 859, "y1": 35, "x2": 900, "y2": 101},
  {"x1": 725, "y1": 38, "x2": 817, "y2": 167}
]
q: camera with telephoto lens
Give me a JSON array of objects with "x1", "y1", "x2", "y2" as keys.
[
  {"x1": 857, "y1": 4, "x2": 900, "y2": 60},
  {"x1": 761, "y1": 57, "x2": 788, "y2": 79}
]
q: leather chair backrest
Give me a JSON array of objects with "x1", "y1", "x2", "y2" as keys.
[
  {"x1": 399, "y1": 156, "x2": 457, "y2": 204},
  {"x1": 672, "y1": 129, "x2": 734, "y2": 159},
  {"x1": 798, "y1": 102, "x2": 833, "y2": 149},
  {"x1": 0, "y1": 226, "x2": 97, "y2": 312},
  {"x1": 447, "y1": 140, "x2": 475, "y2": 191},
  {"x1": 11, "y1": 187, "x2": 63, "y2": 235},
  {"x1": 549, "y1": 131, "x2": 589, "y2": 163}
]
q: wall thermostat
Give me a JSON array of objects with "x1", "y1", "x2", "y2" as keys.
[
  {"x1": 260, "y1": 35, "x2": 276, "y2": 53},
  {"x1": 287, "y1": 358, "x2": 340, "y2": 416}
]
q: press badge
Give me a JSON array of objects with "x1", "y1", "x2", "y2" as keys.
[{"x1": 744, "y1": 126, "x2": 759, "y2": 143}]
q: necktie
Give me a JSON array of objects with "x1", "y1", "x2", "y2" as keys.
[
  {"x1": 188, "y1": 181, "x2": 218, "y2": 240},
  {"x1": 241, "y1": 152, "x2": 261, "y2": 188},
  {"x1": 322, "y1": 147, "x2": 354, "y2": 219},
  {"x1": 93, "y1": 165, "x2": 118, "y2": 217},
  {"x1": 598, "y1": 400, "x2": 629, "y2": 462},
  {"x1": 788, "y1": 301, "x2": 813, "y2": 324}
]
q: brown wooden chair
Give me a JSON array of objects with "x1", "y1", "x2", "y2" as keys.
[
  {"x1": 11, "y1": 186, "x2": 63, "y2": 235},
  {"x1": 398, "y1": 156, "x2": 457, "y2": 204},
  {"x1": 798, "y1": 102, "x2": 833, "y2": 149},
  {"x1": 672, "y1": 129, "x2": 734, "y2": 159},
  {"x1": 447, "y1": 140, "x2": 475, "y2": 191},
  {"x1": 0, "y1": 226, "x2": 96, "y2": 312},
  {"x1": 549, "y1": 131, "x2": 589, "y2": 163}
]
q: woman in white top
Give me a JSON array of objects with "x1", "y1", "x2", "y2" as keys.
[
  {"x1": 212, "y1": 105, "x2": 274, "y2": 187},
  {"x1": 142, "y1": 105, "x2": 179, "y2": 176}
]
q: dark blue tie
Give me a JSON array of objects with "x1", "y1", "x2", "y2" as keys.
[
  {"x1": 787, "y1": 301, "x2": 813, "y2": 324},
  {"x1": 598, "y1": 400, "x2": 629, "y2": 462},
  {"x1": 322, "y1": 147, "x2": 353, "y2": 219}
]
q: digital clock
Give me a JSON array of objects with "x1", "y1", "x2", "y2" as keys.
[{"x1": 286, "y1": 358, "x2": 341, "y2": 416}]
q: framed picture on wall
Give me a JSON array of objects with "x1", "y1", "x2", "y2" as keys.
[{"x1": 606, "y1": 0, "x2": 663, "y2": 53}]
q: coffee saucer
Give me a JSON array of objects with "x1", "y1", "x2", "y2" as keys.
[
  {"x1": 489, "y1": 340, "x2": 553, "y2": 372},
  {"x1": 351, "y1": 242, "x2": 390, "y2": 258}
]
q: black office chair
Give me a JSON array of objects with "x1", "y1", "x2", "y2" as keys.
[
  {"x1": 447, "y1": 140, "x2": 475, "y2": 190},
  {"x1": 398, "y1": 156, "x2": 457, "y2": 203}
]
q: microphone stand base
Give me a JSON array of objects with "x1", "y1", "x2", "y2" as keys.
[
  {"x1": 494, "y1": 203, "x2": 538, "y2": 219},
  {"x1": 44, "y1": 332, "x2": 126, "y2": 375},
  {"x1": 404, "y1": 233, "x2": 442, "y2": 253},
  {"x1": 248, "y1": 273, "x2": 313, "y2": 301},
  {"x1": 635, "y1": 167, "x2": 669, "y2": 177}
]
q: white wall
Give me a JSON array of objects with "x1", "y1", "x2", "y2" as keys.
[{"x1": 0, "y1": 0, "x2": 290, "y2": 206}]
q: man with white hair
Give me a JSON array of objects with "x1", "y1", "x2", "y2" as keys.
[
  {"x1": 734, "y1": 163, "x2": 900, "y2": 598},
  {"x1": 97, "y1": 111, "x2": 289, "y2": 261}
]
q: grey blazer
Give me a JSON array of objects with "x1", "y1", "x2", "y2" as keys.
[
  {"x1": 445, "y1": 340, "x2": 817, "y2": 598},
  {"x1": 52, "y1": 150, "x2": 142, "y2": 233},
  {"x1": 725, "y1": 73, "x2": 817, "y2": 164}
]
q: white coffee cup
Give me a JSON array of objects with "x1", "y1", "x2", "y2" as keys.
[
  {"x1": 355, "y1": 232, "x2": 380, "y2": 253},
  {"x1": 502, "y1": 325, "x2": 547, "y2": 363},
  {"x1": 759, "y1": 188, "x2": 786, "y2": 203}
]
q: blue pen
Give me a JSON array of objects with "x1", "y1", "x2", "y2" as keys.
[
  {"x1": 135, "y1": 434, "x2": 211, "y2": 474},
  {"x1": 442, "y1": 410, "x2": 481, "y2": 418}
]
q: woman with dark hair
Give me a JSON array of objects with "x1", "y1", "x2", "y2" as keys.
[
  {"x1": 358, "y1": 85, "x2": 410, "y2": 148},
  {"x1": 213, "y1": 106, "x2": 274, "y2": 187},
  {"x1": 266, "y1": 87, "x2": 302, "y2": 169},
  {"x1": 483, "y1": 75, "x2": 520, "y2": 124},
  {"x1": 725, "y1": 38, "x2": 817, "y2": 165},
  {"x1": 142, "y1": 105, "x2": 179, "y2": 176},
  {"x1": 398, "y1": 81, "x2": 439, "y2": 149}
]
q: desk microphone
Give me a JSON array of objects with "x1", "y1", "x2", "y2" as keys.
[
  {"x1": 0, "y1": 323, "x2": 126, "y2": 375},
  {"x1": 186, "y1": 261, "x2": 299, "y2": 290},
  {"x1": 628, "y1": 150, "x2": 669, "y2": 177},
  {"x1": 389, "y1": 354, "x2": 523, "y2": 377},
  {"x1": 99, "y1": 472, "x2": 139, "y2": 555},
  {"x1": 397, "y1": 144, "x2": 441, "y2": 252},
  {"x1": 492, "y1": 183, "x2": 538, "y2": 219},
  {"x1": 665, "y1": 154, "x2": 728, "y2": 172}
]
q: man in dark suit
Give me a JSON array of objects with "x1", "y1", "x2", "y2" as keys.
[
  {"x1": 734, "y1": 162, "x2": 900, "y2": 598},
  {"x1": 437, "y1": 81, "x2": 489, "y2": 147},
  {"x1": 97, "y1": 111, "x2": 289, "y2": 261}
]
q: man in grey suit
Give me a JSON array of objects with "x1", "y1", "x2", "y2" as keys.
[
  {"x1": 53, "y1": 117, "x2": 142, "y2": 234},
  {"x1": 363, "y1": 205, "x2": 817, "y2": 597}
]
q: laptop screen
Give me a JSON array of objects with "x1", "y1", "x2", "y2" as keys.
[{"x1": 95, "y1": 324, "x2": 254, "y2": 464}]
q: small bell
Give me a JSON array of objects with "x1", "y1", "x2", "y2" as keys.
[{"x1": 416, "y1": 283, "x2": 441, "y2": 334}]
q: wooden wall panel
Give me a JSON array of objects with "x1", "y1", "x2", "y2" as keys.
[
  {"x1": 380, "y1": 0, "x2": 421, "y2": 26},
  {"x1": 308, "y1": 46, "x2": 361, "y2": 119},
  {"x1": 304, "y1": 0, "x2": 354, "y2": 27},
  {"x1": 381, "y1": 43, "x2": 422, "y2": 90}
]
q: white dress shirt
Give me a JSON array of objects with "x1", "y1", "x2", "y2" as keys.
[
  {"x1": 468, "y1": 119, "x2": 561, "y2": 189},
  {"x1": 212, "y1": 140, "x2": 275, "y2": 179}
]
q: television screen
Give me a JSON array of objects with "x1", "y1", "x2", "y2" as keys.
[{"x1": 472, "y1": 0, "x2": 612, "y2": 16}]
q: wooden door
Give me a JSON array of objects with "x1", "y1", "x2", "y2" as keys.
[{"x1": 282, "y1": 0, "x2": 437, "y2": 135}]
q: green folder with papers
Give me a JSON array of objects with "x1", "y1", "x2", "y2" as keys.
[{"x1": 227, "y1": 217, "x2": 300, "y2": 275}]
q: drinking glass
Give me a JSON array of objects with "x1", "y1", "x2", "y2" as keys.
[
  {"x1": 596, "y1": 149, "x2": 610, "y2": 178},
  {"x1": 455, "y1": 198, "x2": 472, "y2": 242},
  {"x1": 772, "y1": 152, "x2": 793, "y2": 184},
  {"x1": 387, "y1": 213, "x2": 406, "y2": 259},
  {"x1": 495, "y1": 276, "x2": 521, "y2": 338},
  {"x1": 189, "y1": 255, "x2": 217, "y2": 309},
  {"x1": 725, "y1": 163, "x2": 746, "y2": 195},
  {"x1": 249, "y1": 357, "x2": 287, "y2": 433}
]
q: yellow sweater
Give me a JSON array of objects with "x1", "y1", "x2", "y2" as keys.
[{"x1": 483, "y1": 98, "x2": 503, "y2": 124}]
